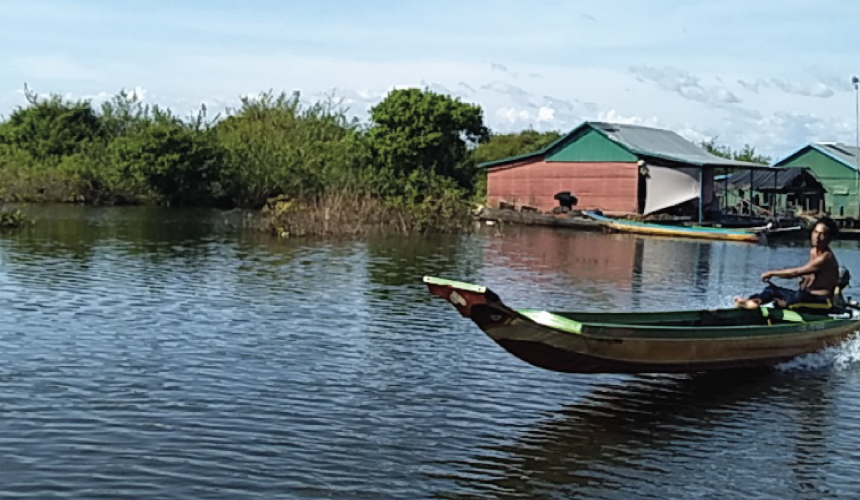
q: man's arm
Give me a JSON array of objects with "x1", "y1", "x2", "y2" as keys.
[{"x1": 762, "y1": 252, "x2": 830, "y2": 280}]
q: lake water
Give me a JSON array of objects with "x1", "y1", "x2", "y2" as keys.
[{"x1": 2, "y1": 205, "x2": 860, "y2": 499}]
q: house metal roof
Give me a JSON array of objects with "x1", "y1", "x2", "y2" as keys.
[
  {"x1": 775, "y1": 142, "x2": 860, "y2": 171},
  {"x1": 479, "y1": 121, "x2": 774, "y2": 169},
  {"x1": 816, "y1": 143, "x2": 860, "y2": 167},
  {"x1": 716, "y1": 167, "x2": 821, "y2": 191}
]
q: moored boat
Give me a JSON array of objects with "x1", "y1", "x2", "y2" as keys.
[
  {"x1": 423, "y1": 276, "x2": 860, "y2": 374},
  {"x1": 584, "y1": 211, "x2": 803, "y2": 243}
]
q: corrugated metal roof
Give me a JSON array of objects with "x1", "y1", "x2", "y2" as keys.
[
  {"x1": 589, "y1": 122, "x2": 768, "y2": 168},
  {"x1": 479, "y1": 121, "x2": 772, "y2": 169},
  {"x1": 716, "y1": 167, "x2": 814, "y2": 190},
  {"x1": 815, "y1": 142, "x2": 860, "y2": 169},
  {"x1": 774, "y1": 142, "x2": 860, "y2": 170}
]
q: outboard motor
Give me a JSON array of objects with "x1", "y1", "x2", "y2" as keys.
[{"x1": 833, "y1": 267, "x2": 851, "y2": 310}]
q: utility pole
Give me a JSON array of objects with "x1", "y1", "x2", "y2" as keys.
[{"x1": 854, "y1": 76, "x2": 859, "y2": 218}]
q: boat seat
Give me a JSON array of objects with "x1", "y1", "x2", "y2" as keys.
[{"x1": 760, "y1": 307, "x2": 807, "y2": 323}]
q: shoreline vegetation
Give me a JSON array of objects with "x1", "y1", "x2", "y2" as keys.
[
  {"x1": 0, "y1": 207, "x2": 26, "y2": 228},
  {"x1": 261, "y1": 193, "x2": 473, "y2": 237},
  {"x1": 0, "y1": 85, "x2": 495, "y2": 237},
  {"x1": 0, "y1": 84, "x2": 768, "y2": 237}
]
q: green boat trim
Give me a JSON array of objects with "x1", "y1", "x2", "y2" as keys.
[
  {"x1": 519, "y1": 309, "x2": 583, "y2": 334},
  {"x1": 517, "y1": 307, "x2": 844, "y2": 339},
  {"x1": 760, "y1": 307, "x2": 806, "y2": 323},
  {"x1": 424, "y1": 275, "x2": 854, "y2": 338}
]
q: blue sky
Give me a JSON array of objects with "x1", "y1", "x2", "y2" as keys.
[{"x1": 3, "y1": 0, "x2": 860, "y2": 159}]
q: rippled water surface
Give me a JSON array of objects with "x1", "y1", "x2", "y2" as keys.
[{"x1": 2, "y1": 205, "x2": 860, "y2": 498}]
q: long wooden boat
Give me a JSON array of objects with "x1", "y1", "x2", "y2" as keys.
[
  {"x1": 583, "y1": 211, "x2": 802, "y2": 243},
  {"x1": 423, "y1": 276, "x2": 860, "y2": 374}
]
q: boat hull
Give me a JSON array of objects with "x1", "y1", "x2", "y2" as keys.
[
  {"x1": 585, "y1": 211, "x2": 765, "y2": 242},
  {"x1": 424, "y1": 276, "x2": 860, "y2": 374}
]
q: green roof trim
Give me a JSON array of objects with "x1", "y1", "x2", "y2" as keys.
[{"x1": 546, "y1": 127, "x2": 637, "y2": 162}]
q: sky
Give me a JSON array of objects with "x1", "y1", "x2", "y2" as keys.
[{"x1": 2, "y1": 0, "x2": 860, "y2": 160}]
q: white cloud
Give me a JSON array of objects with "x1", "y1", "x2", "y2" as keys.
[
  {"x1": 596, "y1": 109, "x2": 661, "y2": 128},
  {"x1": 420, "y1": 80, "x2": 465, "y2": 99},
  {"x1": 738, "y1": 79, "x2": 765, "y2": 94},
  {"x1": 458, "y1": 82, "x2": 476, "y2": 94},
  {"x1": 3, "y1": 0, "x2": 860, "y2": 164},
  {"x1": 739, "y1": 78, "x2": 840, "y2": 99},
  {"x1": 496, "y1": 107, "x2": 532, "y2": 124},
  {"x1": 480, "y1": 82, "x2": 534, "y2": 105},
  {"x1": 770, "y1": 79, "x2": 835, "y2": 98},
  {"x1": 629, "y1": 66, "x2": 741, "y2": 106},
  {"x1": 536, "y1": 106, "x2": 555, "y2": 123}
]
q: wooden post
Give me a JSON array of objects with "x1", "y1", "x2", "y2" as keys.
[
  {"x1": 699, "y1": 168, "x2": 704, "y2": 223},
  {"x1": 750, "y1": 169, "x2": 754, "y2": 216},
  {"x1": 773, "y1": 169, "x2": 777, "y2": 215}
]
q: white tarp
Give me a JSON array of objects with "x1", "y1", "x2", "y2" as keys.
[{"x1": 643, "y1": 165, "x2": 706, "y2": 215}]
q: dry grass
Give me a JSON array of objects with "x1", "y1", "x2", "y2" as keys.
[{"x1": 260, "y1": 192, "x2": 472, "y2": 237}]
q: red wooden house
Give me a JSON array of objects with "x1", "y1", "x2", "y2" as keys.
[{"x1": 481, "y1": 121, "x2": 768, "y2": 219}]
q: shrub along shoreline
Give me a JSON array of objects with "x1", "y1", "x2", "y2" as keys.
[
  {"x1": 0, "y1": 207, "x2": 26, "y2": 228},
  {"x1": 0, "y1": 86, "x2": 504, "y2": 236}
]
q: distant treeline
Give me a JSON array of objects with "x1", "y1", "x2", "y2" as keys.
[
  {"x1": 0, "y1": 86, "x2": 489, "y2": 233},
  {"x1": 699, "y1": 139, "x2": 771, "y2": 170},
  {"x1": 0, "y1": 85, "x2": 766, "y2": 234}
]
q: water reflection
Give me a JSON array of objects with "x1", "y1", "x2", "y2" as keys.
[
  {"x1": 433, "y1": 371, "x2": 844, "y2": 500},
  {"x1": 786, "y1": 374, "x2": 840, "y2": 500},
  {"x1": 431, "y1": 371, "x2": 770, "y2": 499},
  {"x1": 1, "y1": 204, "x2": 247, "y2": 265},
  {"x1": 0, "y1": 208, "x2": 858, "y2": 499},
  {"x1": 637, "y1": 238, "x2": 712, "y2": 296},
  {"x1": 365, "y1": 233, "x2": 481, "y2": 288},
  {"x1": 479, "y1": 227, "x2": 759, "y2": 312},
  {"x1": 484, "y1": 228, "x2": 638, "y2": 289}
]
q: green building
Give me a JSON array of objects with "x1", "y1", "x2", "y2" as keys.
[{"x1": 774, "y1": 142, "x2": 860, "y2": 219}]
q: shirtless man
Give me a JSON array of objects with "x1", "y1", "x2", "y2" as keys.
[{"x1": 735, "y1": 217, "x2": 840, "y2": 310}]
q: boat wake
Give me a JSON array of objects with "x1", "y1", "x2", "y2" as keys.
[{"x1": 777, "y1": 331, "x2": 860, "y2": 372}]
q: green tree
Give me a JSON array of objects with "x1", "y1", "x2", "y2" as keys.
[
  {"x1": 108, "y1": 108, "x2": 220, "y2": 205},
  {"x1": 733, "y1": 144, "x2": 771, "y2": 164},
  {"x1": 99, "y1": 90, "x2": 156, "y2": 140},
  {"x1": 0, "y1": 87, "x2": 102, "y2": 161},
  {"x1": 701, "y1": 138, "x2": 771, "y2": 177},
  {"x1": 701, "y1": 138, "x2": 771, "y2": 165},
  {"x1": 368, "y1": 88, "x2": 488, "y2": 194},
  {"x1": 215, "y1": 90, "x2": 372, "y2": 207}
]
